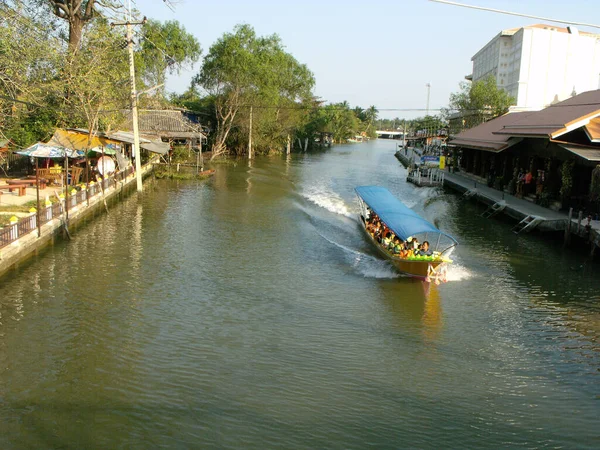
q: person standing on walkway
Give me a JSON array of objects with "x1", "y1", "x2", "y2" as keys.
[{"x1": 525, "y1": 170, "x2": 533, "y2": 196}]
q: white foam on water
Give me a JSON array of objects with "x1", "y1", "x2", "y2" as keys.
[
  {"x1": 445, "y1": 263, "x2": 474, "y2": 282},
  {"x1": 403, "y1": 199, "x2": 417, "y2": 208},
  {"x1": 317, "y1": 231, "x2": 399, "y2": 279},
  {"x1": 356, "y1": 258, "x2": 401, "y2": 279},
  {"x1": 301, "y1": 186, "x2": 354, "y2": 218}
]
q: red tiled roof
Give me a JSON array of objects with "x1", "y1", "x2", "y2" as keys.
[
  {"x1": 449, "y1": 112, "x2": 534, "y2": 152},
  {"x1": 493, "y1": 90, "x2": 600, "y2": 138}
]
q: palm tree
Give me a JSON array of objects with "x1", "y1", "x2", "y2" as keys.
[{"x1": 365, "y1": 105, "x2": 378, "y2": 132}]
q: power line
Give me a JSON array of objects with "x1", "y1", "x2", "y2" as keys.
[{"x1": 429, "y1": 0, "x2": 600, "y2": 30}]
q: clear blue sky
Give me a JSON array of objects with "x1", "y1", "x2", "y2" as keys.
[{"x1": 134, "y1": 0, "x2": 600, "y2": 119}]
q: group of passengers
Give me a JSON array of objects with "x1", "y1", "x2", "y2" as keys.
[{"x1": 365, "y1": 210, "x2": 433, "y2": 258}]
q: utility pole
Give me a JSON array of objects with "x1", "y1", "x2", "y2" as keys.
[
  {"x1": 112, "y1": 13, "x2": 147, "y2": 193},
  {"x1": 248, "y1": 105, "x2": 253, "y2": 159},
  {"x1": 426, "y1": 83, "x2": 431, "y2": 116}
]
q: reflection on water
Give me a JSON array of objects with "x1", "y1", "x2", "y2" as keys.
[{"x1": 0, "y1": 139, "x2": 598, "y2": 449}]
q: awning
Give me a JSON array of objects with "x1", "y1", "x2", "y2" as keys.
[
  {"x1": 140, "y1": 141, "x2": 170, "y2": 155},
  {"x1": 448, "y1": 138, "x2": 507, "y2": 152},
  {"x1": 558, "y1": 144, "x2": 600, "y2": 162},
  {"x1": 49, "y1": 129, "x2": 121, "y2": 151},
  {"x1": 106, "y1": 131, "x2": 149, "y2": 145},
  {"x1": 107, "y1": 131, "x2": 169, "y2": 154},
  {"x1": 16, "y1": 142, "x2": 84, "y2": 159},
  {"x1": 355, "y1": 186, "x2": 457, "y2": 245}
]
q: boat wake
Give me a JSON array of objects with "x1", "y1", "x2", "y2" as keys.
[
  {"x1": 301, "y1": 186, "x2": 354, "y2": 218},
  {"x1": 445, "y1": 263, "x2": 474, "y2": 282},
  {"x1": 316, "y1": 230, "x2": 400, "y2": 279}
]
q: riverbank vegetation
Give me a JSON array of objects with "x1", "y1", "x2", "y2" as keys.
[{"x1": 1, "y1": 2, "x2": 379, "y2": 163}]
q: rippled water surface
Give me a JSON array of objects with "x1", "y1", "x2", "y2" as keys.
[{"x1": 1, "y1": 140, "x2": 599, "y2": 448}]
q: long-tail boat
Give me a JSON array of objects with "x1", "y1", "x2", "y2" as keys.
[{"x1": 355, "y1": 186, "x2": 458, "y2": 283}]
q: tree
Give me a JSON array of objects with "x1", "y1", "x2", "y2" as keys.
[
  {"x1": 41, "y1": 0, "x2": 122, "y2": 53},
  {"x1": 58, "y1": 18, "x2": 129, "y2": 140},
  {"x1": 195, "y1": 24, "x2": 314, "y2": 158},
  {"x1": 446, "y1": 75, "x2": 515, "y2": 130},
  {"x1": 364, "y1": 105, "x2": 378, "y2": 134},
  {"x1": 136, "y1": 20, "x2": 201, "y2": 96},
  {"x1": 0, "y1": 1, "x2": 63, "y2": 146},
  {"x1": 409, "y1": 115, "x2": 446, "y2": 135},
  {"x1": 321, "y1": 102, "x2": 359, "y2": 143}
]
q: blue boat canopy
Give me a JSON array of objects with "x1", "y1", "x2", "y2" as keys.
[{"x1": 355, "y1": 186, "x2": 457, "y2": 246}]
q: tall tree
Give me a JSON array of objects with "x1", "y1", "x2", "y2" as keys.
[
  {"x1": 0, "y1": 1, "x2": 62, "y2": 145},
  {"x1": 446, "y1": 75, "x2": 515, "y2": 130},
  {"x1": 136, "y1": 19, "x2": 201, "y2": 96},
  {"x1": 364, "y1": 105, "x2": 378, "y2": 134},
  {"x1": 196, "y1": 24, "x2": 314, "y2": 158},
  {"x1": 58, "y1": 18, "x2": 129, "y2": 138},
  {"x1": 42, "y1": 0, "x2": 121, "y2": 53}
]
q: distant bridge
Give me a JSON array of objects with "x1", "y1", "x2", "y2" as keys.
[{"x1": 376, "y1": 130, "x2": 406, "y2": 139}]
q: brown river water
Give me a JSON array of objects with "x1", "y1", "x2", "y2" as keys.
[{"x1": 0, "y1": 139, "x2": 598, "y2": 448}]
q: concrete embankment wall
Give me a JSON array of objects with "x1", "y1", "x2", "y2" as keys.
[{"x1": 0, "y1": 163, "x2": 154, "y2": 280}]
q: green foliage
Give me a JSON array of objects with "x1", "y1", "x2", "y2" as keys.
[
  {"x1": 588, "y1": 164, "x2": 600, "y2": 212},
  {"x1": 58, "y1": 18, "x2": 129, "y2": 133},
  {"x1": 195, "y1": 24, "x2": 315, "y2": 157},
  {"x1": 321, "y1": 103, "x2": 360, "y2": 143},
  {"x1": 1, "y1": 2, "x2": 199, "y2": 150},
  {"x1": 446, "y1": 75, "x2": 515, "y2": 129},
  {"x1": 137, "y1": 20, "x2": 201, "y2": 96},
  {"x1": 560, "y1": 160, "x2": 574, "y2": 202},
  {"x1": 409, "y1": 115, "x2": 446, "y2": 134},
  {"x1": 0, "y1": 1, "x2": 63, "y2": 145}
]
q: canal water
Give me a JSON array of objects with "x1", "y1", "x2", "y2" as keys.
[{"x1": 0, "y1": 140, "x2": 598, "y2": 448}]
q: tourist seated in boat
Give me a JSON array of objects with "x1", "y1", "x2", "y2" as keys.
[
  {"x1": 381, "y1": 229, "x2": 392, "y2": 247},
  {"x1": 391, "y1": 238, "x2": 404, "y2": 255},
  {"x1": 416, "y1": 241, "x2": 433, "y2": 256},
  {"x1": 406, "y1": 236, "x2": 419, "y2": 251}
]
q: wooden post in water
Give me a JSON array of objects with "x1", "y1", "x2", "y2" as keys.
[
  {"x1": 577, "y1": 210, "x2": 583, "y2": 234},
  {"x1": 287, "y1": 134, "x2": 291, "y2": 155},
  {"x1": 248, "y1": 105, "x2": 253, "y2": 160},
  {"x1": 199, "y1": 137, "x2": 204, "y2": 171},
  {"x1": 85, "y1": 155, "x2": 90, "y2": 206}
]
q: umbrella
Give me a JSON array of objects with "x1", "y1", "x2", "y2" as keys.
[{"x1": 16, "y1": 142, "x2": 85, "y2": 159}]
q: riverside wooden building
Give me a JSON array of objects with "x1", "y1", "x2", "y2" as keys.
[
  {"x1": 122, "y1": 109, "x2": 206, "y2": 149},
  {"x1": 449, "y1": 90, "x2": 600, "y2": 213}
]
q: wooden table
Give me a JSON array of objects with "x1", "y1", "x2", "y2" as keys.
[
  {"x1": 0, "y1": 184, "x2": 27, "y2": 196},
  {"x1": 8, "y1": 178, "x2": 47, "y2": 189}
]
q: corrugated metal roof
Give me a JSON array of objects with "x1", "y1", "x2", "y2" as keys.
[{"x1": 123, "y1": 110, "x2": 205, "y2": 137}]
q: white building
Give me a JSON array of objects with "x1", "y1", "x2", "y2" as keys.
[{"x1": 470, "y1": 24, "x2": 600, "y2": 110}]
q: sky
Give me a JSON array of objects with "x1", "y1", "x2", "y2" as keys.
[{"x1": 133, "y1": 0, "x2": 600, "y2": 119}]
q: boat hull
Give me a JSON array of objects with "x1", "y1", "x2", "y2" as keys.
[{"x1": 359, "y1": 217, "x2": 446, "y2": 280}]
